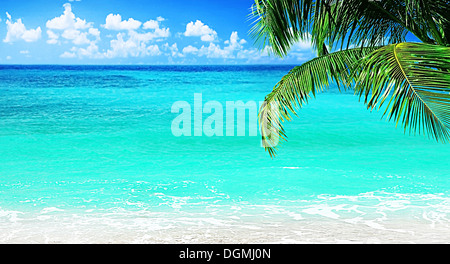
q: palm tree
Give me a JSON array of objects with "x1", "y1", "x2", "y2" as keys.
[{"x1": 250, "y1": 0, "x2": 450, "y2": 157}]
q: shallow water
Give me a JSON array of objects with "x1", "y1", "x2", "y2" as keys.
[{"x1": 0, "y1": 65, "x2": 449, "y2": 243}]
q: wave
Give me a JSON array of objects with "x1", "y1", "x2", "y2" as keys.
[{"x1": 1, "y1": 191, "x2": 449, "y2": 243}]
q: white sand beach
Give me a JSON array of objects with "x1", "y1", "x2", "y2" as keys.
[{"x1": 1, "y1": 212, "x2": 449, "y2": 243}]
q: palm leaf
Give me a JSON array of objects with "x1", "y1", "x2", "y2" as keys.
[
  {"x1": 250, "y1": 0, "x2": 450, "y2": 58},
  {"x1": 249, "y1": 0, "x2": 413, "y2": 58},
  {"x1": 249, "y1": 0, "x2": 317, "y2": 57},
  {"x1": 259, "y1": 47, "x2": 378, "y2": 157},
  {"x1": 353, "y1": 42, "x2": 450, "y2": 141}
]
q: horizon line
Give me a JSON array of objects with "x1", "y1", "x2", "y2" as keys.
[{"x1": 0, "y1": 63, "x2": 300, "y2": 67}]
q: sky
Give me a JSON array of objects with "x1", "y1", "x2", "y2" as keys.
[{"x1": 0, "y1": 0, "x2": 316, "y2": 65}]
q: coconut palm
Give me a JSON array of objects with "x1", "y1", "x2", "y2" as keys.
[{"x1": 250, "y1": 0, "x2": 450, "y2": 157}]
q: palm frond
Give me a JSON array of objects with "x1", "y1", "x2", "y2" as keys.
[
  {"x1": 403, "y1": 0, "x2": 450, "y2": 45},
  {"x1": 259, "y1": 47, "x2": 379, "y2": 157},
  {"x1": 249, "y1": 0, "x2": 333, "y2": 57},
  {"x1": 354, "y1": 42, "x2": 450, "y2": 141},
  {"x1": 330, "y1": 0, "x2": 410, "y2": 48},
  {"x1": 328, "y1": 0, "x2": 450, "y2": 47},
  {"x1": 250, "y1": 0, "x2": 450, "y2": 58}
]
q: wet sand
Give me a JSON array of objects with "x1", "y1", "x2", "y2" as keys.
[{"x1": 1, "y1": 214, "x2": 449, "y2": 244}]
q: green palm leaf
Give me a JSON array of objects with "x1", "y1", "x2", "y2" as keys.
[
  {"x1": 354, "y1": 42, "x2": 450, "y2": 141},
  {"x1": 250, "y1": 0, "x2": 450, "y2": 56},
  {"x1": 251, "y1": 1, "x2": 450, "y2": 157},
  {"x1": 250, "y1": 0, "x2": 341, "y2": 57},
  {"x1": 259, "y1": 47, "x2": 378, "y2": 157}
]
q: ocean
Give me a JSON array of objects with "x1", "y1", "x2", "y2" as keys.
[{"x1": 0, "y1": 65, "x2": 449, "y2": 243}]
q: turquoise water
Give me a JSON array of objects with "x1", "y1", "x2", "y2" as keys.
[{"x1": 0, "y1": 65, "x2": 449, "y2": 242}]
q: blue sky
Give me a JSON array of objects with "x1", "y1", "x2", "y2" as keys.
[{"x1": 0, "y1": 0, "x2": 316, "y2": 65}]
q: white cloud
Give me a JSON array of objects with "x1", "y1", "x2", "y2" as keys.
[
  {"x1": 60, "y1": 13, "x2": 169, "y2": 60},
  {"x1": 183, "y1": 31, "x2": 246, "y2": 59},
  {"x1": 103, "y1": 33, "x2": 161, "y2": 58},
  {"x1": 46, "y1": 3, "x2": 92, "y2": 30},
  {"x1": 162, "y1": 43, "x2": 184, "y2": 58},
  {"x1": 104, "y1": 33, "x2": 136, "y2": 57},
  {"x1": 146, "y1": 45, "x2": 161, "y2": 56},
  {"x1": 46, "y1": 4, "x2": 99, "y2": 46},
  {"x1": 180, "y1": 29, "x2": 315, "y2": 63},
  {"x1": 103, "y1": 15, "x2": 170, "y2": 39},
  {"x1": 60, "y1": 42, "x2": 104, "y2": 59},
  {"x1": 103, "y1": 14, "x2": 142, "y2": 31},
  {"x1": 75, "y1": 42, "x2": 104, "y2": 58},
  {"x1": 200, "y1": 34, "x2": 215, "y2": 42},
  {"x1": 45, "y1": 5, "x2": 170, "y2": 61},
  {"x1": 200, "y1": 43, "x2": 231, "y2": 58},
  {"x1": 142, "y1": 18, "x2": 170, "y2": 39},
  {"x1": 89, "y1": 28, "x2": 100, "y2": 38},
  {"x1": 3, "y1": 12, "x2": 42, "y2": 43},
  {"x1": 62, "y1": 29, "x2": 90, "y2": 45},
  {"x1": 239, "y1": 34, "x2": 314, "y2": 62},
  {"x1": 143, "y1": 20, "x2": 159, "y2": 30},
  {"x1": 184, "y1": 20, "x2": 217, "y2": 42},
  {"x1": 153, "y1": 28, "x2": 170, "y2": 39},
  {"x1": 47, "y1": 4, "x2": 103, "y2": 59},
  {"x1": 182, "y1": 45, "x2": 199, "y2": 54},
  {"x1": 97, "y1": 16, "x2": 169, "y2": 59},
  {"x1": 46, "y1": 30, "x2": 59, "y2": 44},
  {"x1": 128, "y1": 26, "x2": 169, "y2": 41},
  {"x1": 60, "y1": 51, "x2": 77, "y2": 58},
  {"x1": 21, "y1": 28, "x2": 42, "y2": 42},
  {"x1": 236, "y1": 47, "x2": 270, "y2": 61},
  {"x1": 282, "y1": 33, "x2": 314, "y2": 60},
  {"x1": 226, "y1": 32, "x2": 245, "y2": 50}
]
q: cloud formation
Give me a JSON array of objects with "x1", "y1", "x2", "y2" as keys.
[
  {"x1": 46, "y1": 3, "x2": 99, "y2": 46},
  {"x1": 1, "y1": 2, "x2": 314, "y2": 63},
  {"x1": 184, "y1": 20, "x2": 217, "y2": 42},
  {"x1": 103, "y1": 14, "x2": 142, "y2": 31},
  {"x1": 4, "y1": 12, "x2": 42, "y2": 43},
  {"x1": 101, "y1": 15, "x2": 169, "y2": 59},
  {"x1": 104, "y1": 33, "x2": 161, "y2": 58},
  {"x1": 183, "y1": 31, "x2": 247, "y2": 59},
  {"x1": 59, "y1": 10, "x2": 170, "y2": 59}
]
